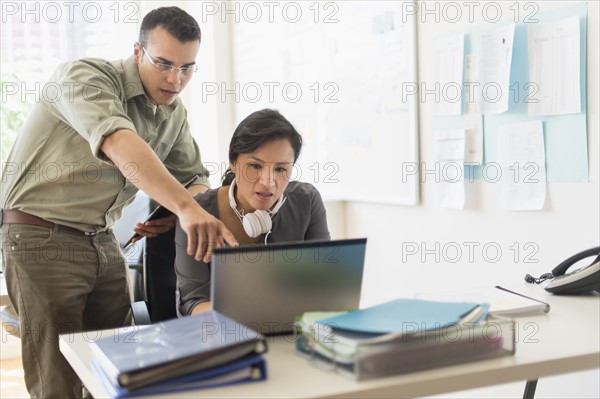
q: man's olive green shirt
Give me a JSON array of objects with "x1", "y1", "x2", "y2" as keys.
[{"x1": 1, "y1": 56, "x2": 209, "y2": 233}]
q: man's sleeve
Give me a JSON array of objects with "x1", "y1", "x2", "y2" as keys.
[{"x1": 45, "y1": 59, "x2": 135, "y2": 164}]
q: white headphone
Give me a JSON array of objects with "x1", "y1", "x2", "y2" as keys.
[{"x1": 228, "y1": 180, "x2": 286, "y2": 239}]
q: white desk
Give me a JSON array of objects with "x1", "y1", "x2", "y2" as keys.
[{"x1": 60, "y1": 284, "x2": 600, "y2": 398}]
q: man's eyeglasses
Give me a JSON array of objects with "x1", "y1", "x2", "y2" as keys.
[{"x1": 139, "y1": 44, "x2": 197, "y2": 76}]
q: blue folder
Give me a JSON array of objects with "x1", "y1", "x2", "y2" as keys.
[
  {"x1": 90, "y1": 311, "x2": 267, "y2": 391},
  {"x1": 316, "y1": 298, "x2": 482, "y2": 334},
  {"x1": 93, "y1": 354, "x2": 267, "y2": 398}
]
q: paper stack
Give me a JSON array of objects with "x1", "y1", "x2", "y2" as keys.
[{"x1": 295, "y1": 298, "x2": 515, "y2": 380}]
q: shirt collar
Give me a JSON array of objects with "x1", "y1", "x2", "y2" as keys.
[
  {"x1": 122, "y1": 56, "x2": 180, "y2": 117},
  {"x1": 123, "y1": 56, "x2": 146, "y2": 101}
]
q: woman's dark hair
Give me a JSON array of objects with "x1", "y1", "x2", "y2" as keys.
[
  {"x1": 222, "y1": 109, "x2": 302, "y2": 185},
  {"x1": 139, "y1": 7, "x2": 201, "y2": 46}
]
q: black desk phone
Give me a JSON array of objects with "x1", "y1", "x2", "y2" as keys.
[{"x1": 525, "y1": 247, "x2": 600, "y2": 294}]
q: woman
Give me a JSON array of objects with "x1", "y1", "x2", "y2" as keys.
[{"x1": 174, "y1": 109, "x2": 331, "y2": 316}]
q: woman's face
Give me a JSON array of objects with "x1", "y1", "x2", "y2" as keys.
[{"x1": 230, "y1": 138, "x2": 295, "y2": 213}]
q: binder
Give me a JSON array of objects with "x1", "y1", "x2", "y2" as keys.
[
  {"x1": 92, "y1": 354, "x2": 267, "y2": 398},
  {"x1": 90, "y1": 311, "x2": 267, "y2": 391}
]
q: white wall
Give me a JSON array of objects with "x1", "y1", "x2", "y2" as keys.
[
  {"x1": 342, "y1": 1, "x2": 599, "y2": 397},
  {"x1": 180, "y1": 1, "x2": 598, "y2": 396},
  {"x1": 178, "y1": 1, "x2": 235, "y2": 188},
  {"x1": 141, "y1": 1, "x2": 599, "y2": 396}
]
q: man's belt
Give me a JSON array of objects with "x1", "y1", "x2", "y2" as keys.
[{"x1": 0, "y1": 209, "x2": 99, "y2": 236}]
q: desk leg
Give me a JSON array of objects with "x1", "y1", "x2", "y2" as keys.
[{"x1": 523, "y1": 379, "x2": 538, "y2": 399}]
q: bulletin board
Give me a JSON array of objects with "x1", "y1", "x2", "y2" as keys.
[
  {"x1": 482, "y1": 2, "x2": 588, "y2": 182},
  {"x1": 433, "y1": 2, "x2": 588, "y2": 183},
  {"x1": 231, "y1": 1, "x2": 419, "y2": 205}
]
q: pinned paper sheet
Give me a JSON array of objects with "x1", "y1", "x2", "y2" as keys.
[
  {"x1": 434, "y1": 33, "x2": 464, "y2": 116},
  {"x1": 528, "y1": 15, "x2": 581, "y2": 116},
  {"x1": 464, "y1": 54, "x2": 481, "y2": 115},
  {"x1": 464, "y1": 113, "x2": 483, "y2": 165},
  {"x1": 435, "y1": 129, "x2": 466, "y2": 210},
  {"x1": 477, "y1": 23, "x2": 515, "y2": 114},
  {"x1": 463, "y1": 54, "x2": 483, "y2": 165},
  {"x1": 496, "y1": 120, "x2": 547, "y2": 210}
]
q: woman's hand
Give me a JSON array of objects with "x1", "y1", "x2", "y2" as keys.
[{"x1": 132, "y1": 214, "x2": 178, "y2": 239}]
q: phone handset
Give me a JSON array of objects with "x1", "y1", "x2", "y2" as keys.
[{"x1": 525, "y1": 246, "x2": 600, "y2": 294}]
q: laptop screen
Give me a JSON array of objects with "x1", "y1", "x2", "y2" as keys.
[{"x1": 211, "y1": 238, "x2": 367, "y2": 335}]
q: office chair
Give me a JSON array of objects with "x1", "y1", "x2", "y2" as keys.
[
  {"x1": 130, "y1": 200, "x2": 179, "y2": 325},
  {"x1": 113, "y1": 192, "x2": 151, "y2": 303}
]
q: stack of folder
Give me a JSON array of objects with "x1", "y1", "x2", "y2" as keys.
[
  {"x1": 295, "y1": 298, "x2": 515, "y2": 380},
  {"x1": 90, "y1": 311, "x2": 268, "y2": 397}
]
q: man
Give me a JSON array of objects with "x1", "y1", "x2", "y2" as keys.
[{"x1": 0, "y1": 6, "x2": 236, "y2": 398}]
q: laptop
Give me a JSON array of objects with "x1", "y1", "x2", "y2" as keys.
[{"x1": 211, "y1": 238, "x2": 367, "y2": 335}]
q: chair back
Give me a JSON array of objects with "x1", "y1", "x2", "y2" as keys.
[
  {"x1": 113, "y1": 192, "x2": 149, "y2": 302},
  {"x1": 143, "y1": 210, "x2": 178, "y2": 323}
]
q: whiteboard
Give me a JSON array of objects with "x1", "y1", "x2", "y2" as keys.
[{"x1": 230, "y1": 1, "x2": 419, "y2": 205}]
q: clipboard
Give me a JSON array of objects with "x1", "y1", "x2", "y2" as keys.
[{"x1": 123, "y1": 176, "x2": 198, "y2": 250}]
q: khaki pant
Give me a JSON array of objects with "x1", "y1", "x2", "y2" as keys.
[{"x1": 0, "y1": 224, "x2": 132, "y2": 399}]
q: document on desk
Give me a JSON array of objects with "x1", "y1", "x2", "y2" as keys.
[{"x1": 416, "y1": 286, "x2": 550, "y2": 318}]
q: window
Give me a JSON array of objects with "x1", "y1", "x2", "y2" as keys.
[{"x1": 1, "y1": 1, "x2": 141, "y2": 165}]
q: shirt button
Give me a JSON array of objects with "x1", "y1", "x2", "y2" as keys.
[
  {"x1": 15, "y1": 234, "x2": 20, "y2": 239},
  {"x1": 11, "y1": 246, "x2": 15, "y2": 251}
]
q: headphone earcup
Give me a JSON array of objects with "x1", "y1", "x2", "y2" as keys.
[
  {"x1": 242, "y1": 213, "x2": 259, "y2": 238},
  {"x1": 255, "y1": 210, "x2": 272, "y2": 232},
  {"x1": 242, "y1": 211, "x2": 272, "y2": 238}
]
